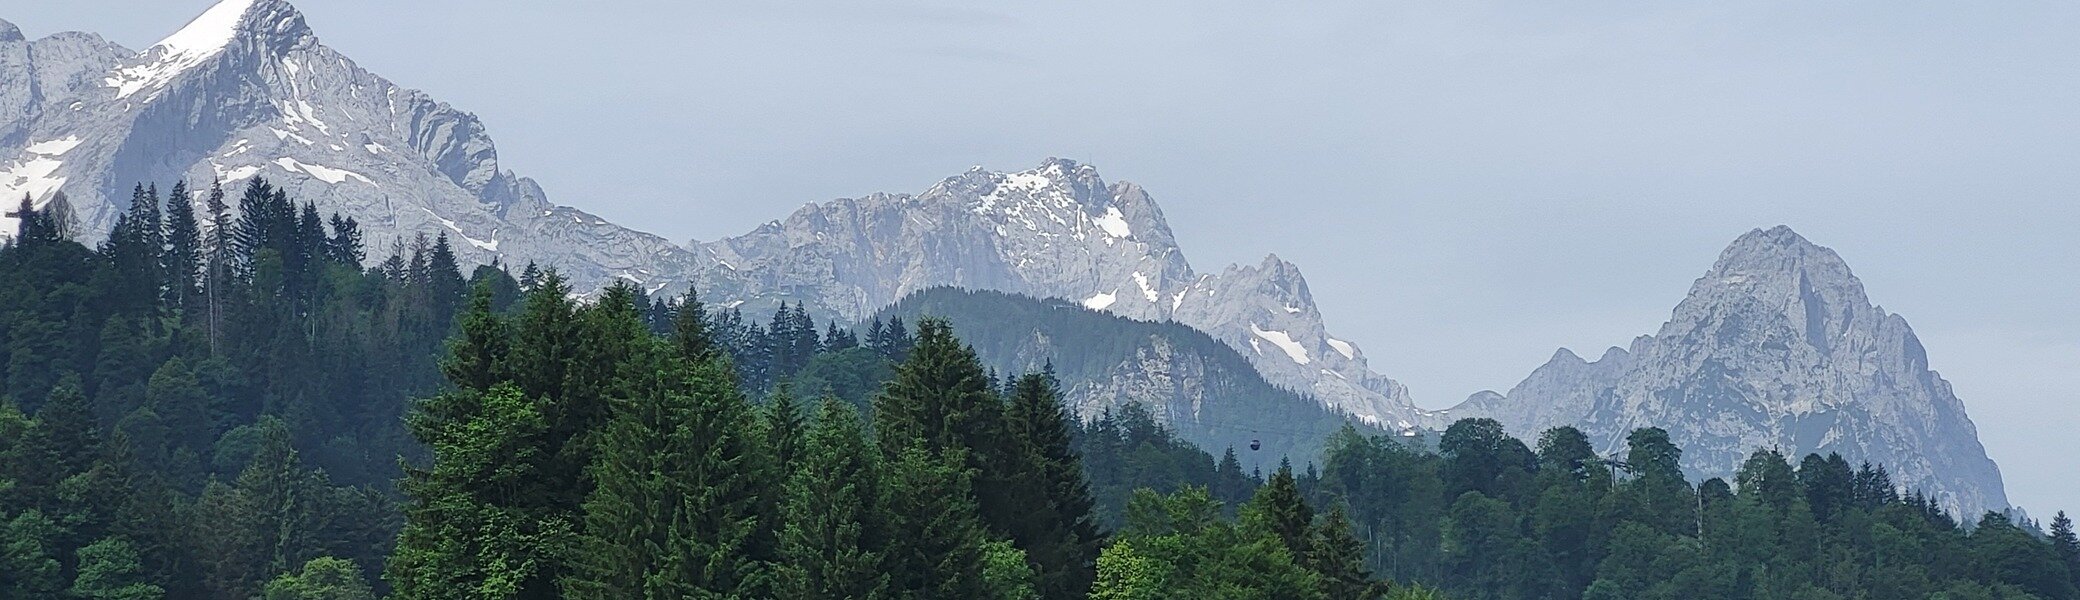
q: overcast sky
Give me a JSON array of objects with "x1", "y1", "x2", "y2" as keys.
[{"x1": 15, "y1": 0, "x2": 2078, "y2": 514}]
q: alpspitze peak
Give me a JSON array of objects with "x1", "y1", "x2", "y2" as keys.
[
  {"x1": 103, "y1": 0, "x2": 312, "y2": 99},
  {"x1": 0, "y1": 19, "x2": 23, "y2": 43},
  {"x1": 156, "y1": 0, "x2": 311, "y2": 56}
]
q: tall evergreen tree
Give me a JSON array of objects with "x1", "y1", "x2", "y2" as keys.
[
  {"x1": 871, "y1": 317, "x2": 1001, "y2": 457},
  {"x1": 387, "y1": 384, "x2": 566, "y2": 600},
  {"x1": 443, "y1": 283, "x2": 513, "y2": 393},
  {"x1": 202, "y1": 180, "x2": 232, "y2": 351},
  {"x1": 161, "y1": 181, "x2": 203, "y2": 313},
  {"x1": 1309, "y1": 504, "x2": 1385, "y2": 600},
  {"x1": 1245, "y1": 461, "x2": 1316, "y2": 558},
  {"x1": 1214, "y1": 447, "x2": 1256, "y2": 509},
  {"x1": 775, "y1": 399, "x2": 888, "y2": 600},
  {"x1": 325, "y1": 214, "x2": 364, "y2": 265},
  {"x1": 563, "y1": 345, "x2": 771, "y2": 599},
  {"x1": 425, "y1": 233, "x2": 466, "y2": 323},
  {"x1": 882, "y1": 446, "x2": 995, "y2": 599},
  {"x1": 2055, "y1": 512, "x2": 2080, "y2": 593},
  {"x1": 670, "y1": 289, "x2": 715, "y2": 363},
  {"x1": 1004, "y1": 370, "x2": 1103, "y2": 599}
]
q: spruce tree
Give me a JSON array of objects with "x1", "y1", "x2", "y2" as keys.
[
  {"x1": 202, "y1": 180, "x2": 232, "y2": 351},
  {"x1": 32, "y1": 381, "x2": 99, "y2": 489},
  {"x1": 325, "y1": 214, "x2": 364, "y2": 265},
  {"x1": 775, "y1": 399, "x2": 889, "y2": 600},
  {"x1": 764, "y1": 385, "x2": 805, "y2": 470},
  {"x1": 1308, "y1": 504, "x2": 1384, "y2": 600},
  {"x1": 563, "y1": 345, "x2": 770, "y2": 599},
  {"x1": 443, "y1": 283, "x2": 512, "y2": 393},
  {"x1": 551, "y1": 282, "x2": 649, "y2": 509},
  {"x1": 882, "y1": 446, "x2": 994, "y2": 599},
  {"x1": 231, "y1": 418, "x2": 324, "y2": 590},
  {"x1": 508, "y1": 270, "x2": 578, "y2": 403},
  {"x1": 388, "y1": 384, "x2": 566, "y2": 600},
  {"x1": 871, "y1": 317, "x2": 1001, "y2": 458},
  {"x1": 1244, "y1": 461, "x2": 1315, "y2": 559},
  {"x1": 670, "y1": 288, "x2": 715, "y2": 362},
  {"x1": 1004, "y1": 370, "x2": 1103, "y2": 599},
  {"x1": 0, "y1": 510, "x2": 65, "y2": 598},
  {"x1": 425, "y1": 233, "x2": 466, "y2": 322},
  {"x1": 161, "y1": 181, "x2": 203, "y2": 313},
  {"x1": 2055, "y1": 512, "x2": 2080, "y2": 593},
  {"x1": 1214, "y1": 447, "x2": 1254, "y2": 510}
]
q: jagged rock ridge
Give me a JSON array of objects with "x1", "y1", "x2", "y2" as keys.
[
  {"x1": 696, "y1": 158, "x2": 1432, "y2": 428},
  {"x1": 0, "y1": 0, "x2": 713, "y2": 288},
  {"x1": 1446, "y1": 226, "x2": 2007, "y2": 515}
]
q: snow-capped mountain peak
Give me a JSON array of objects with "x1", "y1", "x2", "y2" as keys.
[
  {"x1": 692, "y1": 159, "x2": 1432, "y2": 429},
  {"x1": 101, "y1": 0, "x2": 303, "y2": 101}
]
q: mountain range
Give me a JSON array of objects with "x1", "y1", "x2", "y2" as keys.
[{"x1": 0, "y1": 0, "x2": 2010, "y2": 514}]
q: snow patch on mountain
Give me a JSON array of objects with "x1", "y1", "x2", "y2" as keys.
[
  {"x1": 1250, "y1": 324, "x2": 1311, "y2": 365},
  {"x1": 1, "y1": 0, "x2": 711, "y2": 291},
  {"x1": 104, "y1": 0, "x2": 256, "y2": 99},
  {"x1": 23, "y1": 137, "x2": 82, "y2": 156}
]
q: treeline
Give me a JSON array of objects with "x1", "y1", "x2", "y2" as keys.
[
  {"x1": 385, "y1": 273, "x2": 1428, "y2": 599},
  {"x1": 1300, "y1": 420, "x2": 2080, "y2": 600},
  {"x1": 0, "y1": 179, "x2": 478, "y2": 599},
  {"x1": 6, "y1": 180, "x2": 2080, "y2": 600}
]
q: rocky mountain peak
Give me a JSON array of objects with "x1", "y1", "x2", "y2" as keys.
[
  {"x1": 0, "y1": 19, "x2": 23, "y2": 44},
  {"x1": 930, "y1": 157, "x2": 1114, "y2": 217},
  {"x1": 1229, "y1": 254, "x2": 1316, "y2": 310},
  {"x1": 99, "y1": 0, "x2": 312, "y2": 102},
  {"x1": 1702, "y1": 226, "x2": 1861, "y2": 295},
  {"x1": 1676, "y1": 225, "x2": 1873, "y2": 357},
  {"x1": 2, "y1": 0, "x2": 705, "y2": 289},
  {"x1": 1446, "y1": 227, "x2": 2008, "y2": 515}
]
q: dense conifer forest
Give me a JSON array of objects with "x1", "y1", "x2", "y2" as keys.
[{"x1": 1, "y1": 179, "x2": 2077, "y2": 599}]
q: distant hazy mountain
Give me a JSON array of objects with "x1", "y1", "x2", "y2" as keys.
[
  {"x1": 876, "y1": 287, "x2": 1392, "y2": 468},
  {"x1": 1446, "y1": 226, "x2": 2007, "y2": 515}
]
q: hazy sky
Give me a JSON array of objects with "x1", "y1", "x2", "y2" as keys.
[{"x1": 15, "y1": 1, "x2": 2078, "y2": 513}]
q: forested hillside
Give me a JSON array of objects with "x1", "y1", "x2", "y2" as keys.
[
  {"x1": 879, "y1": 287, "x2": 1378, "y2": 469},
  {"x1": 0, "y1": 179, "x2": 2076, "y2": 600}
]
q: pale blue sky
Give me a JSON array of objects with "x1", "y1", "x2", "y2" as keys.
[{"x1": 15, "y1": 0, "x2": 2079, "y2": 514}]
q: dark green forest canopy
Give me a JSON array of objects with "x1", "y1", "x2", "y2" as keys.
[{"x1": 0, "y1": 180, "x2": 2075, "y2": 600}]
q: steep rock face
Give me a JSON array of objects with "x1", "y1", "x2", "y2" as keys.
[
  {"x1": 703, "y1": 159, "x2": 1433, "y2": 429},
  {"x1": 0, "y1": 21, "x2": 130, "y2": 146},
  {"x1": 0, "y1": 0, "x2": 711, "y2": 289},
  {"x1": 1450, "y1": 226, "x2": 2006, "y2": 515}
]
